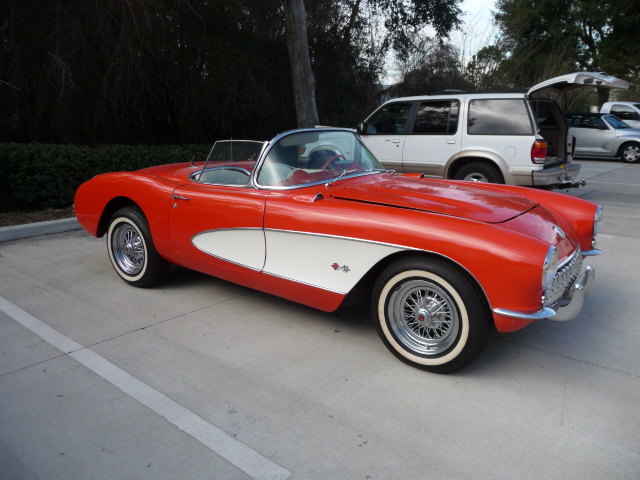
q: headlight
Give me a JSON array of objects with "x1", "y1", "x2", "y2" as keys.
[
  {"x1": 593, "y1": 205, "x2": 603, "y2": 237},
  {"x1": 542, "y1": 246, "x2": 558, "y2": 291}
]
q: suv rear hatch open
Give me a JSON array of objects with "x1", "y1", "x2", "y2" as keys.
[{"x1": 526, "y1": 72, "x2": 629, "y2": 187}]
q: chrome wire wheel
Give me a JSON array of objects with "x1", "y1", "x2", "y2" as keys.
[
  {"x1": 387, "y1": 278, "x2": 460, "y2": 356},
  {"x1": 373, "y1": 257, "x2": 491, "y2": 373},
  {"x1": 106, "y1": 206, "x2": 168, "y2": 287},
  {"x1": 111, "y1": 223, "x2": 146, "y2": 276}
]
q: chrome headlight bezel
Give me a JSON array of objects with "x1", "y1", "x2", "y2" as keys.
[{"x1": 542, "y1": 246, "x2": 558, "y2": 291}]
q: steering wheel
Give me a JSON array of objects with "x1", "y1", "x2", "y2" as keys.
[{"x1": 321, "y1": 154, "x2": 348, "y2": 170}]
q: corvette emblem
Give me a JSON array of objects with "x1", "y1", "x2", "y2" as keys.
[
  {"x1": 331, "y1": 263, "x2": 350, "y2": 273},
  {"x1": 553, "y1": 224, "x2": 566, "y2": 239}
]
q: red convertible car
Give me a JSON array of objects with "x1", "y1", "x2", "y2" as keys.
[{"x1": 75, "y1": 128, "x2": 601, "y2": 372}]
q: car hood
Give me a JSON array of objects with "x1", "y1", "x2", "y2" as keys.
[
  {"x1": 528, "y1": 72, "x2": 629, "y2": 96},
  {"x1": 328, "y1": 175, "x2": 537, "y2": 223}
]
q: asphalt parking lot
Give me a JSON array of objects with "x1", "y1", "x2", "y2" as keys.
[{"x1": 1, "y1": 159, "x2": 639, "y2": 480}]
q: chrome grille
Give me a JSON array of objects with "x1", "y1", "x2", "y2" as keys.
[{"x1": 544, "y1": 249, "x2": 583, "y2": 306}]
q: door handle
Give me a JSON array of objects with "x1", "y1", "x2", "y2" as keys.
[
  {"x1": 447, "y1": 140, "x2": 456, "y2": 144},
  {"x1": 391, "y1": 139, "x2": 401, "y2": 143},
  {"x1": 171, "y1": 194, "x2": 190, "y2": 201}
]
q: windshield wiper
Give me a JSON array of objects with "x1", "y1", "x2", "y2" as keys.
[{"x1": 325, "y1": 169, "x2": 359, "y2": 186}]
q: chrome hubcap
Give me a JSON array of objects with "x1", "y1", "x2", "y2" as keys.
[
  {"x1": 463, "y1": 173, "x2": 489, "y2": 182},
  {"x1": 388, "y1": 279, "x2": 459, "y2": 355},
  {"x1": 623, "y1": 146, "x2": 640, "y2": 162},
  {"x1": 112, "y1": 224, "x2": 145, "y2": 275}
]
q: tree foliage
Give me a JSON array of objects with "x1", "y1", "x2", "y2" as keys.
[
  {"x1": 392, "y1": 37, "x2": 471, "y2": 96},
  {"x1": 0, "y1": 0, "x2": 462, "y2": 145},
  {"x1": 488, "y1": 0, "x2": 640, "y2": 92}
]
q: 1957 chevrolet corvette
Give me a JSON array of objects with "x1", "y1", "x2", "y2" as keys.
[{"x1": 75, "y1": 128, "x2": 601, "y2": 373}]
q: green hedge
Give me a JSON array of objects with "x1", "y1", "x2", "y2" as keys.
[{"x1": 0, "y1": 143, "x2": 211, "y2": 212}]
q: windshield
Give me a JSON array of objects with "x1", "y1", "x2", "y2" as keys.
[
  {"x1": 256, "y1": 130, "x2": 384, "y2": 188},
  {"x1": 604, "y1": 115, "x2": 631, "y2": 129},
  {"x1": 193, "y1": 140, "x2": 266, "y2": 185},
  {"x1": 205, "y1": 140, "x2": 265, "y2": 163}
]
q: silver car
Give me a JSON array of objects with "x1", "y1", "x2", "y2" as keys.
[{"x1": 567, "y1": 113, "x2": 640, "y2": 163}]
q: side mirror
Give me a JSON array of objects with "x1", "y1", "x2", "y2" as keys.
[{"x1": 357, "y1": 122, "x2": 365, "y2": 134}]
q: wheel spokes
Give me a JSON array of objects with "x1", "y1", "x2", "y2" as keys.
[{"x1": 388, "y1": 277, "x2": 460, "y2": 354}]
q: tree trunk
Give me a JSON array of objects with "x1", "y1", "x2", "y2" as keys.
[{"x1": 284, "y1": 0, "x2": 319, "y2": 128}]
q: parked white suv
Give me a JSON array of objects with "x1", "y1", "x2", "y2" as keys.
[
  {"x1": 600, "y1": 101, "x2": 640, "y2": 128},
  {"x1": 358, "y1": 72, "x2": 628, "y2": 188}
]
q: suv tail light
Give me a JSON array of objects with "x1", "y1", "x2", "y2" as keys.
[{"x1": 531, "y1": 140, "x2": 547, "y2": 164}]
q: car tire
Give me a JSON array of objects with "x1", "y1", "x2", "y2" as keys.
[
  {"x1": 372, "y1": 256, "x2": 491, "y2": 373},
  {"x1": 454, "y1": 162, "x2": 503, "y2": 183},
  {"x1": 619, "y1": 142, "x2": 640, "y2": 163},
  {"x1": 107, "y1": 206, "x2": 169, "y2": 287}
]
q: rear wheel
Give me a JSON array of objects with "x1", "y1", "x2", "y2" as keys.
[
  {"x1": 107, "y1": 206, "x2": 169, "y2": 287},
  {"x1": 619, "y1": 142, "x2": 640, "y2": 163},
  {"x1": 372, "y1": 257, "x2": 491, "y2": 373},
  {"x1": 454, "y1": 162, "x2": 503, "y2": 183}
]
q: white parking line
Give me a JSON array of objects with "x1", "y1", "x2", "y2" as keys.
[
  {"x1": 592, "y1": 200, "x2": 640, "y2": 207},
  {"x1": 586, "y1": 181, "x2": 640, "y2": 186},
  {"x1": 0, "y1": 295, "x2": 291, "y2": 480}
]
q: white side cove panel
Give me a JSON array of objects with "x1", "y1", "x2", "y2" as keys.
[
  {"x1": 191, "y1": 228, "x2": 266, "y2": 271},
  {"x1": 263, "y1": 230, "x2": 408, "y2": 294}
]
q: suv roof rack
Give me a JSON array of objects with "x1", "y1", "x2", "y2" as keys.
[{"x1": 429, "y1": 89, "x2": 468, "y2": 95}]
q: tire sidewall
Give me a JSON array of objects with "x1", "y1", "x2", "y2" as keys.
[
  {"x1": 455, "y1": 163, "x2": 502, "y2": 183},
  {"x1": 107, "y1": 213, "x2": 150, "y2": 284},
  {"x1": 620, "y1": 143, "x2": 640, "y2": 163},
  {"x1": 377, "y1": 269, "x2": 470, "y2": 367},
  {"x1": 373, "y1": 257, "x2": 490, "y2": 372}
]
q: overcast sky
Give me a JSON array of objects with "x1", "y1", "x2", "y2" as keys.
[
  {"x1": 461, "y1": 0, "x2": 496, "y2": 28},
  {"x1": 382, "y1": 0, "x2": 498, "y2": 83},
  {"x1": 457, "y1": 0, "x2": 497, "y2": 48}
]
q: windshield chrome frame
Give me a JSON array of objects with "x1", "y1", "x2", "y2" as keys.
[{"x1": 250, "y1": 127, "x2": 385, "y2": 191}]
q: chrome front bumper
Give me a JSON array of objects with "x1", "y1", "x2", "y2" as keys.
[
  {"x1": 493, "y1": 265, "x2": 595, "y2": 322},
  {"x1": 548, "y1": 265, "x2": 595, "y2": 321}
]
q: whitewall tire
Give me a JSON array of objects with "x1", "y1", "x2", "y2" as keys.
[
  {"x1": 373, "y1": 257, "x2": 491, "y2": 373},
  {"x1": 107, "y1": 206, "x2": 169, "y2": 287}
]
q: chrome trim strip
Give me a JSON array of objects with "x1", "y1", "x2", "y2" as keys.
[
  {"x1": 261, "y1": 270, "x2": 347, "y2": 295},
  {"x1": 492, "y1": 307, "x2": 556, "y2": 320},
  {"x1": 581, "y1": 249, "x2": 602, "y2": 256},
  {"x1": 255, "y1": 169, "x2": 383, "y2": 191},
  {"x1": 263, "y1": 227, "x2": 419, "y2": 251},
  {"x1": 190, "y1": 245, "x2": 263, "y2": 272},
  {"x1": 190, "y1": 166, "x2": 252, "y2": 185},
  {"x1": 191, "y1": 246, "x2": 263, "y2": 272},
  {"x1": 190, "y1": 226, "x2": 417, "y2": 253}
]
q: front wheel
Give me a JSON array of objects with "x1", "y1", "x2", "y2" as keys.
[
  {"x1": 107, "y1": 206, "x2": 169, "y2": 287},
  {"x1": 372, "y1": 257, "x2": 491, "y2": 373},
  {"x1": 454, "y1": 162, "x2": 503, "y2": 183},
  {"x1": 619, "y1": 142, "x2": 640, "y2": 163}
]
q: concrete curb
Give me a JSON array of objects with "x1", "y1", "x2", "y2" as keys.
[{"x1": 0, "y1": 217, "x2": 81, "y2": 243}]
